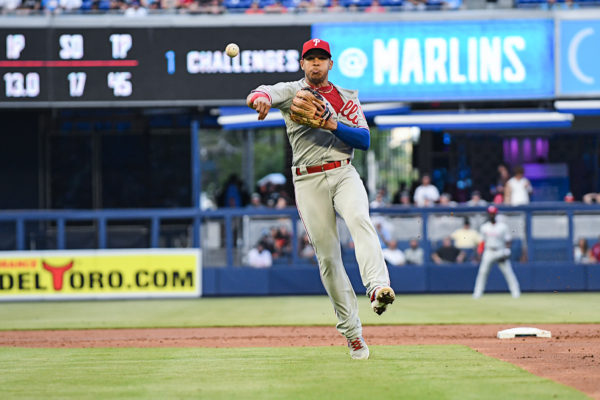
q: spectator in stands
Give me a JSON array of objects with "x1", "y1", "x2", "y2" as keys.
[
  {"x1": 403, "y1": 0, "x2": 425, "y2": 11},
  {"x1": 326, "y1": 0, "x2": 345, "y2": 12},
  {"x1": 203, "y1": 0, "x2": 224, "y2": 13},
  {"x1": 1, "y1": 0, "x2": 22, "y2": 12},
  {"x1": 124, "y1": 0, "x2": 148, "y2": 16},
  {"x1": 275, "y1": 196, "x2": 288, "y2": 209},
  {"x1": 438, "y1": 193, "x2": 457, "y2": 207},
  {"x1": 365, "y1": 0, "x2": 385, "y2": 12},
  {"x1": 370, "y1": 188, "x2": 389, "y2": 208},
  {"x1": 400, "y1": 191, "x2": 411, "y2": 206},
  {"x1": 451, "y1": 217, "x2": 482, "y2": 254},
  {"x1": 245, "y1": 0, "x2": 263, "y2": 12},
  {"x1": 504, "y1": 165, "x2": 532, "y2": 206},
  {"x1": 299, "y1": 233, "x2": 316, "y2": 262},
  {"x1": 295, "y1": 0, "x2": 320, "y2": 12},
  {"x1": 432, "y1": 236, "x2": 465, "y2": 264},
  {"x1": 574, "y1": 238, "x2": 593, "y2": 264},
  {"x1": 564, "y1": 192, "x2": 575, "y2": 203},
  {"x1": 248, "y1": 192, "x2": 264, "y2": 208},
  {"x1": 382, "y1": 239, "x2": 406, "y2": 266},
  {"x1": 467, "y1": 190, "x2": 487, "y2": 207},
  {"x1": 404, "y1": 238, "x2": 424, "y2": 265},
  {"x1": 497, "y1": 164, "x2": 511, "y2": 188},
  {"x1": 441, "y1": 0, "x2": 461, "y2": 9},
  {"x1": 264, "y1": 0, "x2": 286, "y2": 12},
  {"x1": 591, "y1": 236, "x2": 600, "y2": 263},
  {"x1": 217, "y1": 173, "x2": 248, "y2": 208},
  {"x1": 161, "y1": 0, "x2": 179, "y2": 9},
  {"x1": 41, "y1": 0, "x2": 59, "y2": 12},
  {"x1": 541, "y1": 0, "x2": 578, "y2": 10},
  {"x1": 247, "y1": 241, "x2": 273, "y2": 268},
  {"x1": 273, "y1": 225, "x2": 292, "y2": 259},
  {"x1": 59, "y1": 0, "x2": 81, "y2": 10},
  {"x1": 413, "y1": 174, "x2": 440, "y2": 207},
  {"x1": 373, "y1": 219, "x2": 393, "y2": 248},
  {"x1": 491, "y1": 184, "x2": 504, "y2": 204},
  {"x1": 17, "y1": 0, "x2": 40, "y2": 11},
  {"x1": 583, "y1": 192, "x2": 600, "y2": 204},
  {"x1": 261, "y1": 229, "x2": 277, "y2": 255}
]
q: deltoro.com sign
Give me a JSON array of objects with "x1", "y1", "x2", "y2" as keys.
[{"x1": 0, "y1": 249, "x2": 201, "y2": 300}]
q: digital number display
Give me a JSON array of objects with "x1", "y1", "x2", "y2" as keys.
[{"x1": 0, "y1": 26, "x2": 309, "y2": 107}]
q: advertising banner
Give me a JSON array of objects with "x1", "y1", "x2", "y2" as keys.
[
  {"x1": 313, "y1": 20, "x2": 555, "y2": 101},
  {"x1": 0, "y1": 249, "x2": 201, "y2": 301},
  {"x1": 558, "y1": 19, "x2": 600, "y2": 97}
]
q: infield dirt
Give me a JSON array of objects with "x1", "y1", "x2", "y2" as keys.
[{"x1": 1, "y1": 324, "x2": 598, "y2": 399}]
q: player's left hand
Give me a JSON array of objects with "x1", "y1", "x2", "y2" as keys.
[
  {"x1": 500, "y1": 248, "x2": 511, "y2": 261},
  {"x1": 290, "y1": 87, "x2": 333, "y2": 129}
]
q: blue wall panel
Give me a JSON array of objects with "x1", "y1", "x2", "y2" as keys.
[
  {"x1": 216, "y1": 268, "x2": 270, "y2": 295},
  {"x1": 530, "y1": 264, "x2": 586, "y2": 291},
  {"x1": 201, "y1": 264, "x2": 597, "y2": 296},
  {"x1": 269, "y1": 267, "x2": 325, "y2": 295},
  {"x1": 202, "y1": 267, "x2": 218, "y2": 296},
  {"x1": 389, "y1": 267, "x2": 427, "y2": 293},
  {"x1": 586, "y1": 266, "x2": 600, "y2": 290},
  {"x1": 427, "y1": 265, "x2": 478, "y2": 292}
]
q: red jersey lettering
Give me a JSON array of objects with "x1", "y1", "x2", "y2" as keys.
[{"x1": 340, "y1": 100, "x2": 361, "y2": 125}]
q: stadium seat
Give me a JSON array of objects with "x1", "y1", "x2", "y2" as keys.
[
  {"x1": 80, "y1": 0, "x2": 94, "y2": 10},
  {"x1": 339, "y1": 0, "x2": 372, "y2": 7},
  {"x1": 258, "y1": 0, "x2": 276, "y2": 7},
  {"x1": 379, "y1": 0, "x2": 403, "y2": 6},
  {"x1": 281, "y1": 0, "x2": 304, "y2": 8},
  {"x1": 223, "y1": 0, "x2": 254, "y2": 8},
  {"x1": 97, "y1": 0, "x2": 111, "y2": 9}
]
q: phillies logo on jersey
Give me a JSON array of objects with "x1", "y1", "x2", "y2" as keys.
[{"x1": 339, "y1": 100, "x2": 362, "y2": 125}]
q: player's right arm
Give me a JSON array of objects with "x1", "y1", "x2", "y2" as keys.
[
  {"x1": 247, "y1": 93, "x2": 271, "y2": 120},
  {"x1": 247, "y1": 82, "x2": 297, "y2": 120}
]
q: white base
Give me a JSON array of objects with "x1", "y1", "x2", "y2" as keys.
[{"x1": 497, "y1": 327, "x2": 551, "y2": 339}]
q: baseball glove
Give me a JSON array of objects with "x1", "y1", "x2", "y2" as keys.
[{"x1": 290, "y1": 87, "x2": 333, "y2": 129}]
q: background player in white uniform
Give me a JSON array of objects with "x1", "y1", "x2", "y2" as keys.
[
  {"x1": 246, "y1": 38, "x2": 395, "y2": 360},
  {"x1": 473, "y1": 205, "x2": 521, "y2": 299}
]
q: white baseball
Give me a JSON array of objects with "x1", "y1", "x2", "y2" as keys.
[{"x1": 225, "y1": 43, "x2": 239, "y2": 58}]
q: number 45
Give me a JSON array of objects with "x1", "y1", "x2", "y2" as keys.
[{"x1": 107, "y1": 72, "x2": 132, "y2": 97}]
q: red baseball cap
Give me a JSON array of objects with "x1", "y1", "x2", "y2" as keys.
[
  {"x1": 301, "y1": 38, "x2": 331, "y2": 58},
  {"x1": 487, "y1": 205, "x2": 498, "y2": 215}
]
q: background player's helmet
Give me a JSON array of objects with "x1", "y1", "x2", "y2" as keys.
[{"x1": 487, "y1": 205, "x2": 498, "y2": 215}]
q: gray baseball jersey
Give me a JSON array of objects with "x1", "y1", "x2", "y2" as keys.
[
  {"x1": 251, "y1": 79, "x2": 390, "y2": 340},
  {"x1": 253, "y1": 78, "x2": 368, "y2": 166},
  {"x1": 473, "y1": 220, "x2": 520, "y2": 298}
]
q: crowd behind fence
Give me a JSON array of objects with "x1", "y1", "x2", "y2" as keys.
[
  {"x1": 1, "y1": 203, "x2": 600, "y2": 268},
  {"x1": 1, "y1": 0, "x2": 599, "y2": 15}
]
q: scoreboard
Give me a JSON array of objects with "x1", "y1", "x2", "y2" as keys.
[{"x1": 0, "y1": 25, "x2": 309, "y2": 107}]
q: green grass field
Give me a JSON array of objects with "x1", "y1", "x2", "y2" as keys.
[
  {"x1": 1, "y1": 293, "x2": 597, "y2": 399},
  {"x1": 1, "y1": 293, "x2": 599, "y2": 330}
]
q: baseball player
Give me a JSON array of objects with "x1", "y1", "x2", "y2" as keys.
[
  {"x1": 246, "y1": 38, "x2": 395, "y2": 360},
  {"x1": 473, "y1": 205, "x2": 521, "y2": 299}
]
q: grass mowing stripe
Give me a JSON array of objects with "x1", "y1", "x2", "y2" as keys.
[
  {"x1": 1, "y1": 293, "x2": 599, "y2": 330},
  {"x1": 0, "y1": 346, "x2": 587, "y2": 400}
]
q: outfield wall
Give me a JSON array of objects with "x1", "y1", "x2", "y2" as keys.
[{"x1": 202, "y1": 263, "x2": 600, "y2": 296}]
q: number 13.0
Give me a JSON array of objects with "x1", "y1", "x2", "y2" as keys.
[{"x1": 3, "y1": 72, "x2": 40, "y2": 97}]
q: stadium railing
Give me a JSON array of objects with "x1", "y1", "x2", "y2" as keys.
[{"x1": 1, "y1": 203, "x2": 599, "y2": 268}]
